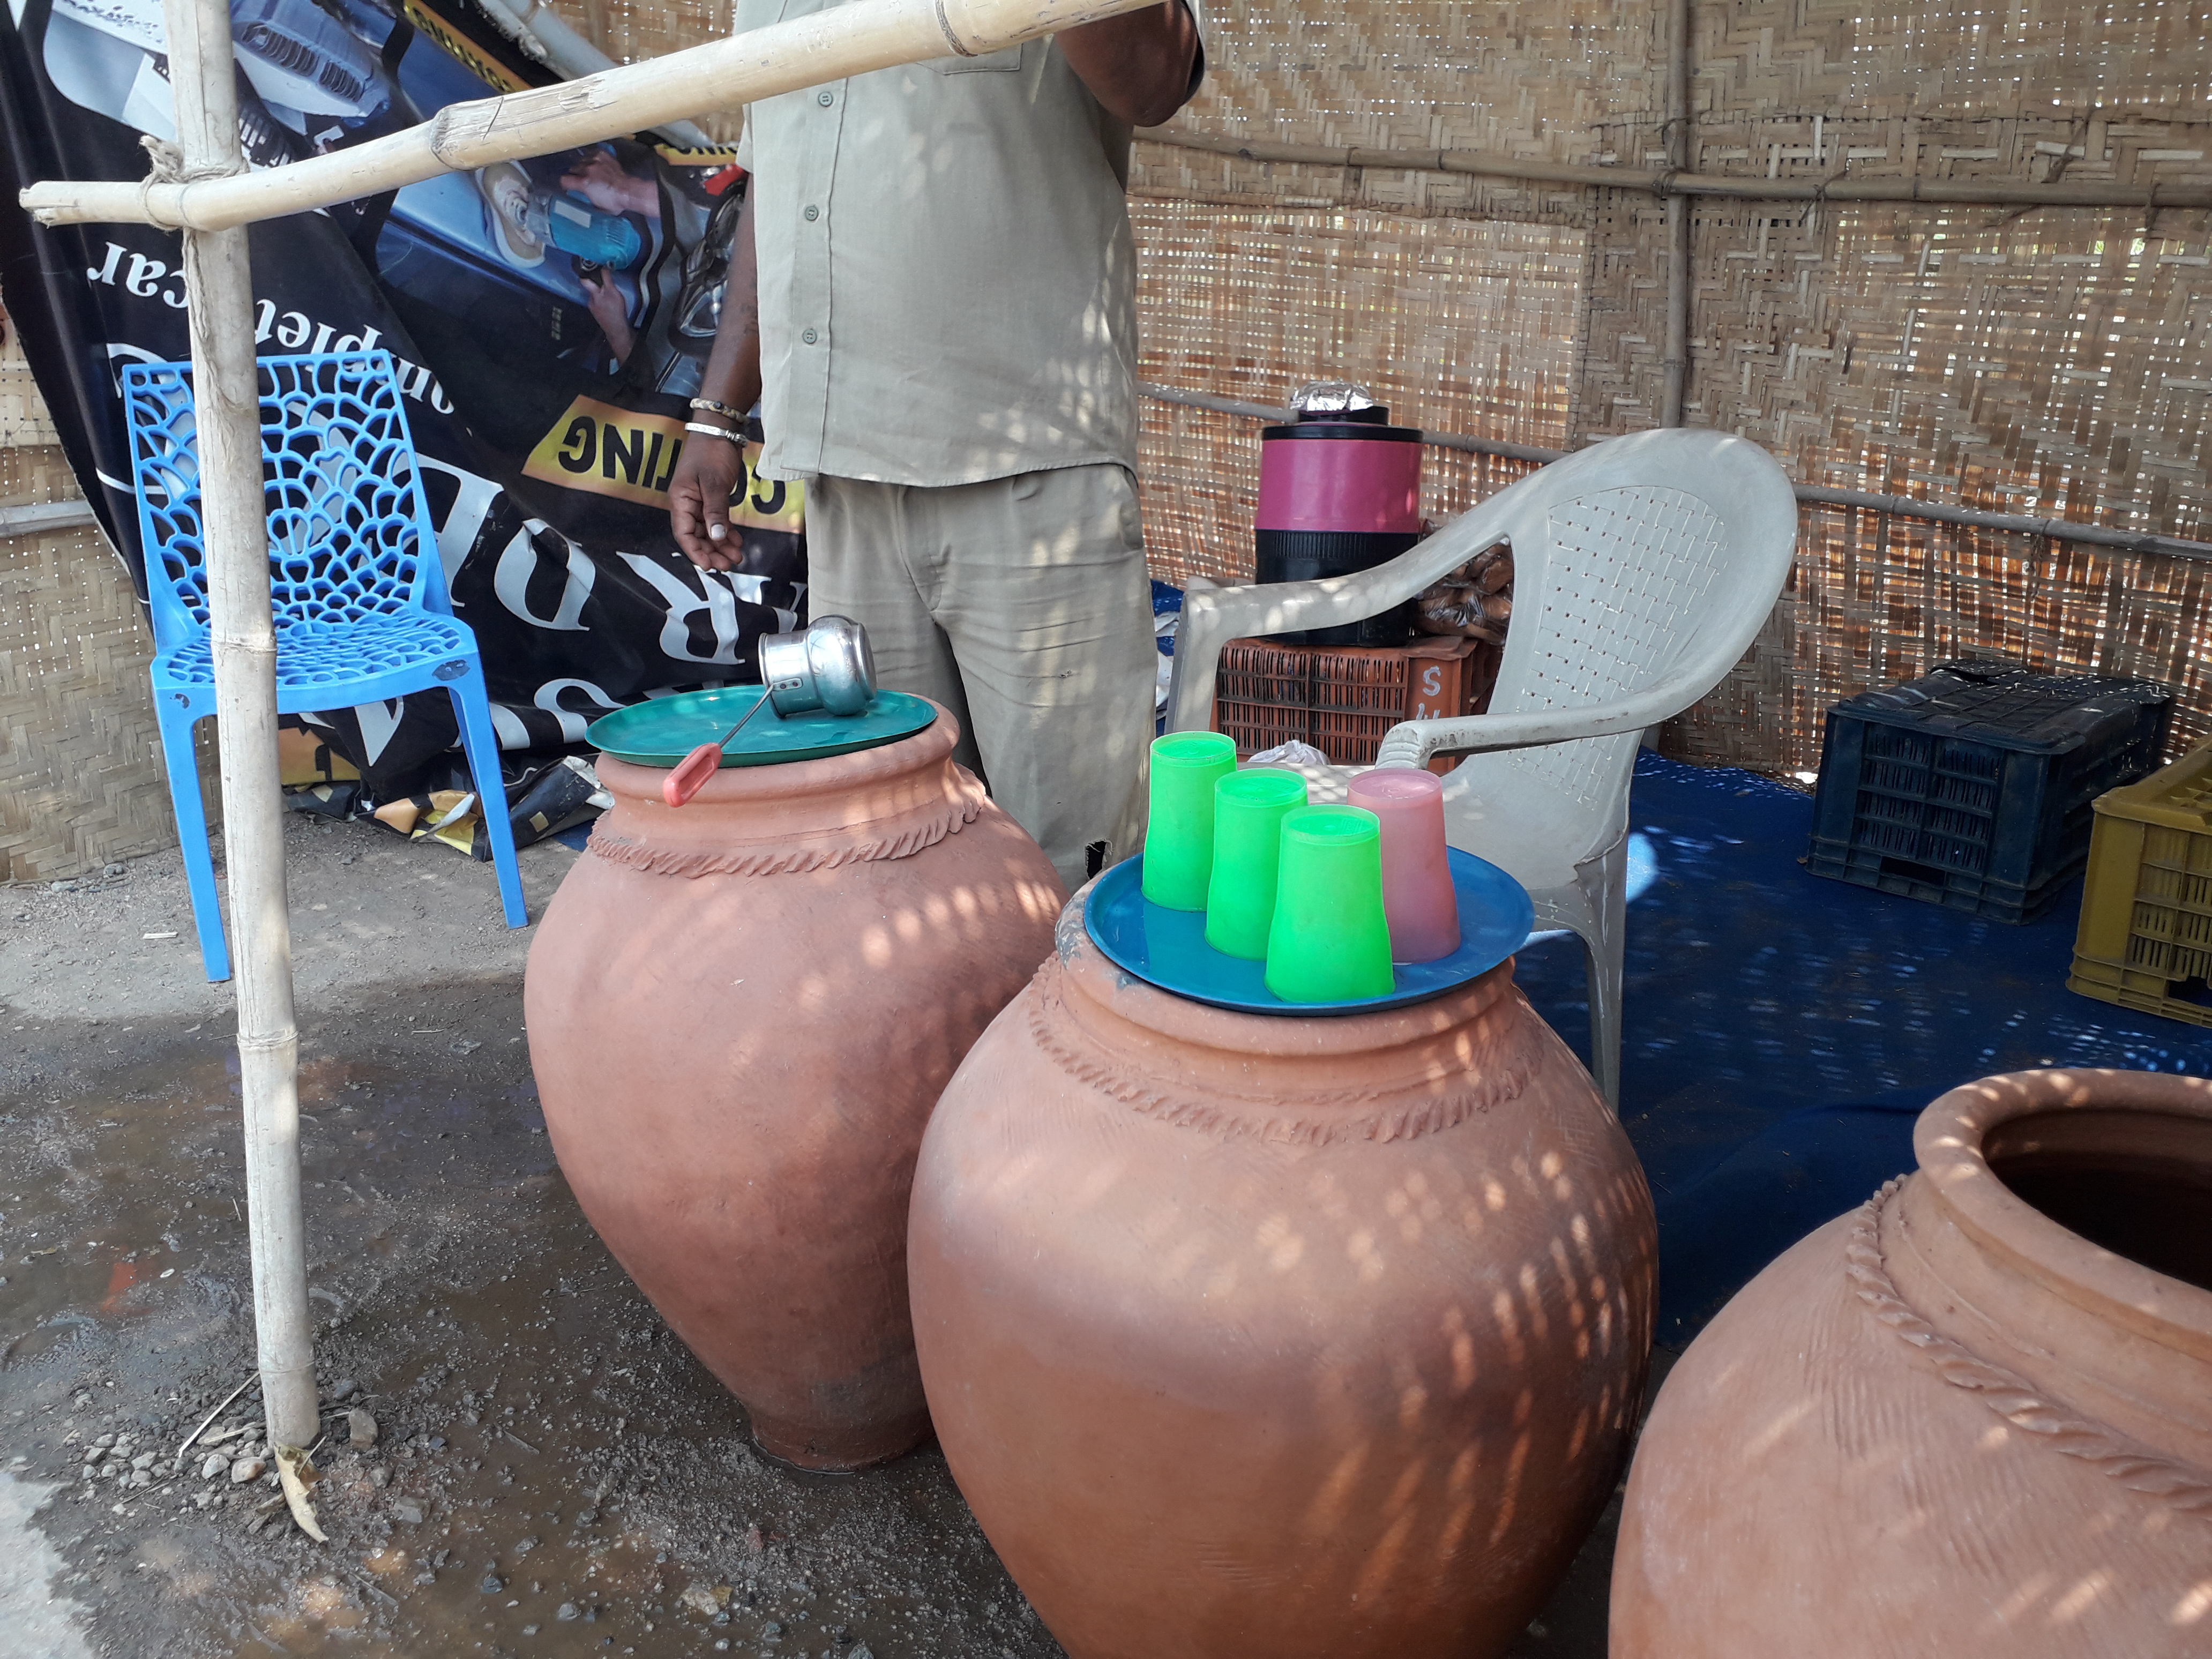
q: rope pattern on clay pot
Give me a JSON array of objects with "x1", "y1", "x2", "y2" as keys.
[
  {"x1": 586, "y1": 793, "x2": 984, "y2": 878},
  {"x1": 1024, "y1": 980, "x2": 1537, "y2": 1146},
  {"x1": 1846, "y1": 1179, "x2": 2212, "y2": 1518}
]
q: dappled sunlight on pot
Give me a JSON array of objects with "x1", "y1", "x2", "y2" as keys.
[
  {"x1": 524, "y1": 706, "x2": 1064, "y2": 1471},
  {"x1": 908, "y1": 890, "x2": 1656, "y2": 1657},
  {"x1": 1613, "y1": 1067, "x2": 2212, "y2": 1657}
]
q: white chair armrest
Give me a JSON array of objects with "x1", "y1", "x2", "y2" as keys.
[
  {"x1": 1165, "y1": 577, "x2": 1344, "y2": 733},
  {"x1": 1163, "y1": 514, "x2": 1516, "y2": 734},
  {"x1": 1372, "y1": 663, "x2": 1720, "y2": 768}
]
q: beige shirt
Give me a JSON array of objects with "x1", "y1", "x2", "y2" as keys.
[{"x1": 733, "y1": 0, "x2": 1202, "y2": 486}]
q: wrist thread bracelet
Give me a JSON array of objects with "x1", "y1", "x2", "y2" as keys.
[
  {"x1": 683, "y1": 421, "x2": 744, "y2": 444},
  {"x1": 688, "y1": 398, "x2": 746, "y2": 421}
]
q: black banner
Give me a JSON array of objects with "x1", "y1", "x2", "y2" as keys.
[{"x1": 0, "y1": 0, "x2": 801, "y2": 798}]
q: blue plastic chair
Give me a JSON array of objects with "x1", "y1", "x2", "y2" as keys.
[{"x1": 123, "y1": 350, "x2": 528, "y2": 983}]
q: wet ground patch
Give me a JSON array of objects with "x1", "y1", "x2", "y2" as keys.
[{"x1": 0, "y1": 978, "x2": 1056, "y2": 1658}]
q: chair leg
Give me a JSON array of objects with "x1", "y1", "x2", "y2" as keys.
[
  {"x1": 1578, "y1": 835, "x2": 1631, "y2": 1111},
  {"x1": 447, "y1": 678, "x2": 529, "y2": 930},
  {"x1": 157, "y1": 699, "x2": 233, "y2": 983}
]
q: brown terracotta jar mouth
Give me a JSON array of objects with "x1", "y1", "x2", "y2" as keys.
[{"x1": 1915, "y1": 1068, "x2": 2212, "y2": 1361}]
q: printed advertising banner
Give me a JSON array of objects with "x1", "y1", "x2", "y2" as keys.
[{"x1": 0, "y1": 0, "x2": 802, "y2": 810}]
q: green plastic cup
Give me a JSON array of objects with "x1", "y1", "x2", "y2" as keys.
[
  {"x1": 1264, "y1": 805, "x2": 1396, "y2": 1003},
  {"x1": 1204, "y1": 768, "x2": 1310, "y2": 959},
  {"x1": 1142, "y1": 731, "x2": 1238, "y2": 910}
]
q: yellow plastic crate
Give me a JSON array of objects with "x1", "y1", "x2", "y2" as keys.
[{"x1": 2068, "y1": 739, "x2": 2212, "y2": 1027}]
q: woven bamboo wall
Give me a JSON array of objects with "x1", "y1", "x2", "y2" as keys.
[
  {"x1": 544, "y1": 0, "x2": 745, "y2": 143},
  {"x1": 0, "y1": 323, "x2": 215, "y2": 882},
  {"x1": 1122, "y1": 0, "x2": 1663, "y2": 594},
  {"x1": 1124, "y1": 0, "x2": 2212, "y2": 772},
  {"x1": 1131, "y1": 201, "x2": 1578, "y2": 584}
]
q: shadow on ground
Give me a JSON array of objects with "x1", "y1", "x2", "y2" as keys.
[{"x1": 1, "y1": 967, "x2": 1651, "y2": 1658}]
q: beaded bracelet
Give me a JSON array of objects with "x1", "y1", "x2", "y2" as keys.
[
  {"x1": 688, "y1": 398, "x2": 746, "y2": 421},
  {"x1": 683, "y1": 421, "x2": 743, "y2": 444}
]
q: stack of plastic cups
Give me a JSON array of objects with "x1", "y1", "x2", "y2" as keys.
[
  {"x1": 1264, "y1": 805, "x2": 1395, "y2": 1003},
  {"x1": 1142, "y1": 732, "x2": 1238, "y2": 910},
  {"x1": 1347, "y1": 768, "x2": 1461, "y2": 962},
  {"x1": 1204, "y1": 768, "x2": 1310, "y2": 958}
]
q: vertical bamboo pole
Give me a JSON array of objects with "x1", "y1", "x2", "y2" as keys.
[
  {"x1": 162, "y1": 0, "x2": 318, "y2": 1448},
  {"x1": 1659, "y1": 0, "x2": 1693, "y2": 427}
]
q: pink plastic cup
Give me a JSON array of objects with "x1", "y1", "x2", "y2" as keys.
[{"x1": 1347, "y1": 768, "x2": 1461, "y2": 962}]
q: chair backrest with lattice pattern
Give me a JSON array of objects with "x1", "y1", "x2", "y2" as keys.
[{"x1": 122, "y1": 351, "x2": 444, "y2": 656}]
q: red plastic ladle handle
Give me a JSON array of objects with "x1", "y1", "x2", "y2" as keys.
[
  {"x1": 662, "y1": 690, "x2": 776, "y2": 808},
  {"x1": 662, "y1": 742, "x2": 725, "y2": 808}
]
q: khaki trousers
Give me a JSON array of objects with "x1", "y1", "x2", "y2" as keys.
[{"x1": 805, "y1": 464, "x2": 1155, "y2": 888}]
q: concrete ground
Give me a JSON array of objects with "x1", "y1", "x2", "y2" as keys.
[{"x1": 1, "y1": 810, "x2": 1654, "y2": 1658}]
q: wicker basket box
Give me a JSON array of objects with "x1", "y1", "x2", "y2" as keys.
[{"x1": 1212, "y1": 634, "x2": 1500, "y2": 769}]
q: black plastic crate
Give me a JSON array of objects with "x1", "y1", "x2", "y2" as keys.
[{"x1": 1805, "y1": 660, "x2": 2173, "y2": 923}]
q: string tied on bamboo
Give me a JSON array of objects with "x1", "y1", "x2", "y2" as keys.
[
  {"x1": 141, "y1": 131, "x2": 247, "y2": 185},
  {"x1": 137, "y1": 132, "x2": 246, "y2": 231}
]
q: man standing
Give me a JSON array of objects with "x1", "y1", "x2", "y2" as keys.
[{"x1": 666, "y1": 0, "x2": 1203, "y2": 888}]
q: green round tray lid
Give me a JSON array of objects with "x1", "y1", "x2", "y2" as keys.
[{"x1": 587, "y1": 686, "x2": 936, "y2": 769}]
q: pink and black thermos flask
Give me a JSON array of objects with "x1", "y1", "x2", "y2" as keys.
[{"x1": 1255, "y1": 383, "x2": 1423, "y2": 647}]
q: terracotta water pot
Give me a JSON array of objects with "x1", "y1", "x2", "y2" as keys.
[
  {"x1": 1612, "y1": 1068, "x2": 2212, "y2": 1657},
  {"x1": 525, "y1": 709, "x2": 1064, "y2": 1469},
  {"x1": 907, "y1": 895, "x2": 1658, "y2": 1658}
]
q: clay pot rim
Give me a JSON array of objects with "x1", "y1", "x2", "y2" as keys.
[
  {"x1": 594, "y1": 701, "x2": 956, "y2": 807},
  {"x1": 1056, "y1": 881, "x2": 1519, "y2": 1060},
  {"x1": 1914, "y1": 1066, "x2": 2212, "y2": 1353}
]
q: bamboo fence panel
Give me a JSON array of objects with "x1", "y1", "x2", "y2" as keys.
[
  {"x1": 0, "y1": 386, "x2": 213, "y2": 880},
  {"x1": 1132, "y1": 200, "x2": 1579, "y2": 586},
  {"x1": 0, "y1": 313, "x2": 224, "y2": 881},
  {"x1": 542, "y1": 0, "x2": 746, "y2": 144},
  {"x1": 1125, "y1": 0, "x2": 2212, "y2": 773}
]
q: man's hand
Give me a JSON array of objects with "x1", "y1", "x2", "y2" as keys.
[
  {"x1": 1059, "y1": 0, "x2": 1200, "y2": 129},
  {"x1": 667, "y1": 184, "x2": 761, "y2": 571},
  {"x1": 669, "y1": 432, "x2": 746, "y2": 570}
]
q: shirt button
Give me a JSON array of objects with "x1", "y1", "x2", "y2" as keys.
[
  {"x1": 803, "y1": 205, "x2": 819, "y2": 221},
  {"x1": 816, "y1": 89, "x2": 834, "y2": 106},
  {"x1": 801, "y1": 327, "x2": 819, "y2": 345}
]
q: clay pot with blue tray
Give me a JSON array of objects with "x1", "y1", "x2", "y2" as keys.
[
  {"x1": 526, "y1": 690, "x2": 1064, "y2": 1470},
  {"x1": 908, "y1": 856, "x2": 1657, "y2": 1657},
  {"x1": 1087, "y1": 846, "x2": 1534, "y2": 1015}
]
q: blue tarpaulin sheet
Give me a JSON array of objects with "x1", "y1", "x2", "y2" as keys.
[{"x1": 1513, "y1": 752, "x2": 2212, "y2": 1342}]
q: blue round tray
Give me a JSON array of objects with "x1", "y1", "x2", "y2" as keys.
[
  {"x1": 1084, "y1": 847, "x2": 1535, "y2": 1016},
  {"x1": 587, "y1": 686, "x2": 936, "y2": 768}
]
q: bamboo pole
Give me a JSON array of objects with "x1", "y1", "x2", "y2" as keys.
[
  {"x1": 1790, "y1": 484, "x2": 2212, "y2": 564},
  {"x1": 160, "y1": 0, "x2": 319, "y2": 1448},
  {"x1": 19, "y1": 0, "x2": 1165, "y2": 231},
  {"x1": 1130, "y1": 125, "x2": 2212, "y2": 211},
  {"x1": 1134, "y1": 383, "x2": 2212, "y2": 563},
  {"x1": 1657, "y1": 0, "x2": 1692, "y2": 427}
]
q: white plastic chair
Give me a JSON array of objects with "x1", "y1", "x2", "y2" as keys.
[{"x1": 1165, "y1": 427, "x2": 1799, "y2": 1106}]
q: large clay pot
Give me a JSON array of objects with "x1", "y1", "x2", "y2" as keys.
[
  {"x1": 1612, "y1": 1068, "x2": 2212, "y2": 1657},
  {"x1": 907, "y1": 895, "x2": 1657, "y2": 1657},
  {"x1": 526, "y1": 709, "x2": 1064, "y2": 1469}
]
